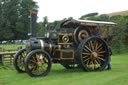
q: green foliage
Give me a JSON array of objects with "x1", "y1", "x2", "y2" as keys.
[
  {"x1": 36, "y1": 17, "x2": 65, "y2": 37},
  {"x1": 37, "y1": 16, "x2": 48, "y2": 37},
  {"x1": 0, "y1": 0, "x2": 38, "y2": 40},
  {"x1": 88, "y1": 14, "x2": 109, "y2": 21},
  {"x1": 110, "y1": 16, "x2": 128, "y2": 54}
]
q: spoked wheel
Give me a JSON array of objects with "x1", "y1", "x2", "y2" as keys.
[
  {"x1": 25, "y1": 50, "x2": 52, "y2": 77},
  {"x1": 79, "y1": 37, "x2": 109, "y2": 72},
  {"x1": 61, "y1": 63, "x2": 80, "y2": 69},
  {"x1": 14, "y1": 48, "x2": 26, "y2": 73}
]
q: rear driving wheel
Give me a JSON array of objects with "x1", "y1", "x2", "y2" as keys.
[
  {"x1": 25, "y1": 50, "x2": 52, "y2": 77},
  {"x1": 79, "y1": 37, "x2": 109, "y2": 71}
]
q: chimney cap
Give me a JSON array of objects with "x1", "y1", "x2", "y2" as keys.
[{"x1": 30, "y1": 8, "x2": 38, "y2": 14}]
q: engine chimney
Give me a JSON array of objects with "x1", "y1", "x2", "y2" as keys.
[{"x1": 29, "y1": 9, "x2": 38, "y2": 37}]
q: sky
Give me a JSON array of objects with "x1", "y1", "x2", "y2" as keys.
[{"x1": 33, "y1": 0, "x2": 128, "y2": 22}]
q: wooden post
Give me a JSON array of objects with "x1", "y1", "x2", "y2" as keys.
[
  {"x1": 10, "y1": 54, "x2": 13, "y2": 65},
  {"x1": 0, "y1": 54, "x2": 3, "y2": 65},
  {"x1": 0, "y1": 47, "x2": 3, "y2": 65}
]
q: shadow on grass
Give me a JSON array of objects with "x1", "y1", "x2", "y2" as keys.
[
  {"x1": 0, "y1": 64, "x2": 110, "y2": 78},
  {"x1": 48, "y1": 66, "x2": 109, "y2": 77},
  {"x1": 0, "y1": 65, "x2": 14, "y2": 70}
]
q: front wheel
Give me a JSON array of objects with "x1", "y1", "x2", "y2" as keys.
[
  {"x1": 78, "y1": 37, "x2": 109, "y2": 72},
  {"x1": 25, "y1": 50, "x2": 52, "y2": 77}
]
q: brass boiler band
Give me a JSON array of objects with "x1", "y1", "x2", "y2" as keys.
[{"x1": 40, "y1": 40, "x2": 61, "y2": 54}]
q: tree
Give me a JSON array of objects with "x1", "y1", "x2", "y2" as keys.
[
  {"x1": 0, "y1": 0, "x2": 38, "y2": 41},
  {"x1": 87, "y1": 14, "x2": 109, "y2": 21},
  {"x1": 37, "y1": 16, "x2": 48, "y2": 37},
  {"x1": 0, "y1": 0, "x2": 15, "y2": 41}
]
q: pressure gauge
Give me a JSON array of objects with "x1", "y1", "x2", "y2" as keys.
[{"x1": 62, "y1": 35, "x2": 69, "y2": 43}]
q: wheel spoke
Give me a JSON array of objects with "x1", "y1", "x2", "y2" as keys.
[
  {"x1": 22, "y1": 52, "x2": 26, "y2": 58},
  {"x1": 98, "y1": 51, "x2": 106, "y2": 54},
  {"x1": 32, "y1": 65, "x2": 37, "y2": 72},
  {"x1": 30, "y1": 60, "x2": 37, "y2": 64},
  {"x1": 87, "y1": 59, "x2": 90, "y2": 65},
  {"x1": 96, "y1": 58, "x2": 101, "y2": 65},
  {"x1": 90, "y1": 41, "x2": 94, "y2": 51},
  {"x1": 97, "y1": 44, "x2": 103, "y2": 50},
  {"x1": 29, "y1": 65, "x2": 35, "y2": 71},
  {"x1": 95, "y1": 60, "x2": 99, "y2": 65},
  {"x1": 84, "y1": 45, "x2": 92, "y2": 53},
  {"x1": 83, "y1": 55, "x2": 89, "y2": 59},
  {"x1": 97, "y1": 57, "x2": 105, "y2": 61},
  {"x1": 44, "y1": 57, "x2": 48, "y2": 63},
  {"x1": 88, "y1": 42, "x2": 92, "y2": 50},
  {"x1": 93, "y1": 40, "x2": 97, "y2": 50},
  {"x1": 83, "y1": 48, "x2": 90, "y2": 53},
  {"x1": 32, "y1": 56, "x2": 37, "y2": 61},
  {"x1": 98, "y1": 55, "x2": 104, "y2": 57},
  {"x1": 36, "y1": 54, "x2": 40, "y2": 62},
  {"x1": 97, "y1": 47, "x2": 103, "y2": 52},
  {"x1": 95, "y1": 41, "x2": 99, "y2": 50},
  {"x1": 83, "y1": 57, "x2": 90, "y2": 62},
  {"x1": 82, "y1": 53, "x2": 91, "y2": 55}
]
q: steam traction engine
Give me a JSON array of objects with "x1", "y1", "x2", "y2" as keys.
[{"x1": 14, "y1": 9, "x2": 116, "y2": 77}]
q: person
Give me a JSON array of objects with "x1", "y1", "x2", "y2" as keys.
[
  {"x1": 107, "y1": 48, "x2": 112, "y2": 70},
  {"x1": 107, "y1": 56, "x2": 111, "y2": 70}
]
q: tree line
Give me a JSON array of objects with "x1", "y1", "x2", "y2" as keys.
[{"x1": 0, "y1": 0, "x2": 38, "y2": 42}]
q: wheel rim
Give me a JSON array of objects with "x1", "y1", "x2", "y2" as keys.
[
  {"x1": 15, "y1": 49, "x2": 26, "y2": 72},
  {"x1": 27, "y1": 51, "x2": 51, "y2": 76},
  {"x1": 81, "y1": 37, "x2": 108, "y2": 71}
]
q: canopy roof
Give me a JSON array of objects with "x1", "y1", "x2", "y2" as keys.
[{"x1": 60, "y1": 19, "x2": 116, "y2": 28}]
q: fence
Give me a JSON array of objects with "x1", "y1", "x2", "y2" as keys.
[{"x1": 0, "y1": 47, "x2": 22, "y2": 65}]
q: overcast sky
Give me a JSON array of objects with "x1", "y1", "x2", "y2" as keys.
[{"x1": 33, "y1": 0, "x2": 128, "y2": 22}]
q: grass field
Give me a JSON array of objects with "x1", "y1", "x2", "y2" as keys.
[
  {"x1": 0, "y1": 44, "x2": 25, "y2": 50},
  {"x1": 0, "y1": 52, "x2": 128, "y2": 85}
]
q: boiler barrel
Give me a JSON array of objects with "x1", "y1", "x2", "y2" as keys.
[{"x1": 26, "y1": 38, "x2": 54, "y2": 53}]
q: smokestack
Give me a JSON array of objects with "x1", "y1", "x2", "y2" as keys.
[{"x1": 29, "y1": 9, "x2": 38, "y2": 37}]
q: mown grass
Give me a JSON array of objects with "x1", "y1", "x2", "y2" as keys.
[
  {"x1": 0, "y1": 52, "x2": 128, "y2": 85},
  {"x1": 0, "y1": 44, "x2": 25, "y2": 50}
]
